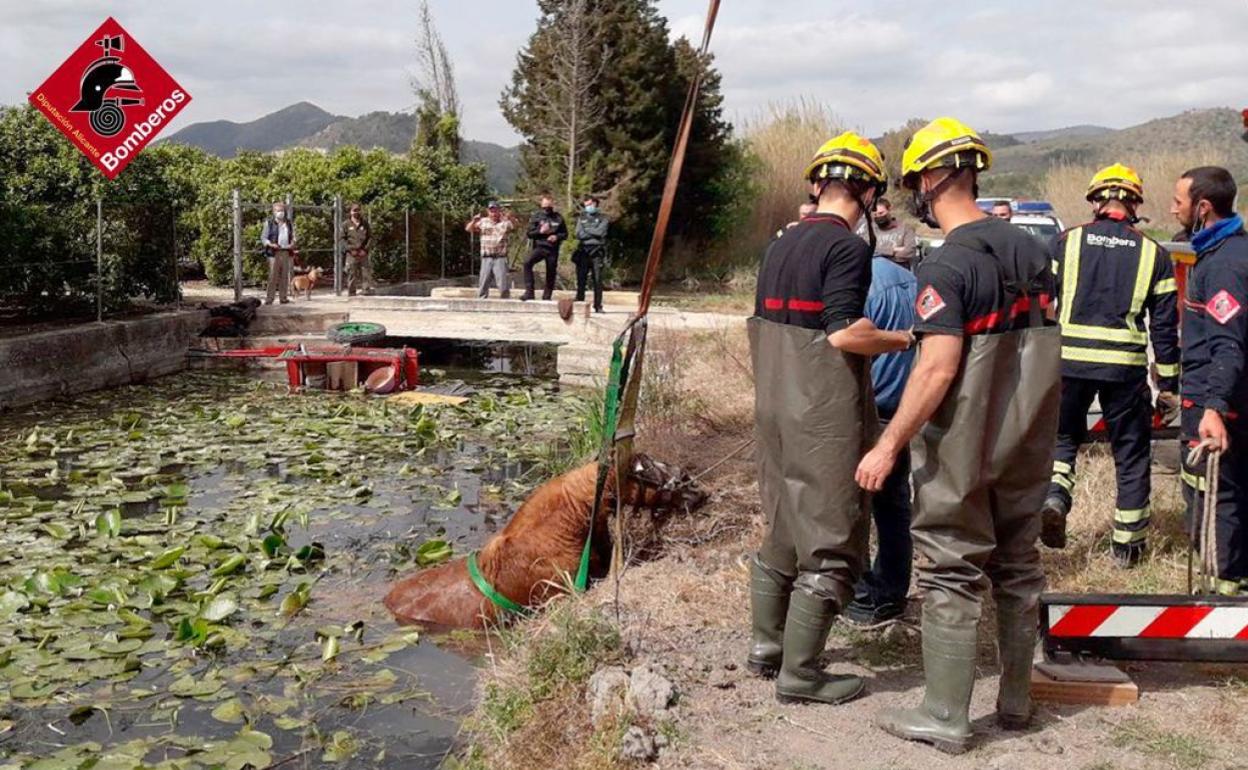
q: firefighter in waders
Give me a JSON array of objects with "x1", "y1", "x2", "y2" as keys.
[
  {"x1": 855, "y1": 117, "x2": 1060, "y2": 753},
  {"x1": 747, "y1": 132, "x2": 915, "y2": 705},
  {"x1": 1173, "y1": 166, "x2": 1248, "y2": 595},
  {"x1": 1041, "y1": 164, "x2": 1180, "y2": 567}
]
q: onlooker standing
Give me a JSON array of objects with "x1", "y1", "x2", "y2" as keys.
[
  {"x1": 872, "y1": 198, "x2": 918, "y2": 269},
  {"x1": 343, "y1": 204, "x2": 372, "y2": 296},
  {"x1": 573, "y1": 196, "x2": 609, "y2": 312},
  {"x1": 261, "y1": 201, "x2": 296, "y2": 305},
  {"x1": 467, "y1": 202, "x2": 515, "y2": 299},
  {"x1": 521, "y1": 194, "x2": 568, "y2": 301},
  {"x1": 991, "y1": 200, "x2": 1013, "y2": 220},
  {"x1": 843, "y1": 250, "x2": 918, "y2": 626}
]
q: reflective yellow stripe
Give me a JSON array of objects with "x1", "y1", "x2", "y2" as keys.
[
  {"x1": 1182, "y1": 468, "x2": 1207, "y2": 491},
  {"x1": 1061, "y1": 346, "x2": 1148, "y2": 366},
  {"x1": 1061, "y1": 323, "x2": 1146, "y2": 344},
  {"x1": 1053, "y1": 460, "x2": 1073, "y2": 475},
  {"x1": 1126, "y1": 239, "x2": 1157, "y2": 333},
  {"x1": 1114, "y1": 506, "x2": 1151, "y2": 525},
  {"x1": 1112, "y1": 528, "x2": 1148, "y2": 545},
  {"x1": 1156, "y1": 362, "x2": 1180, "y2": 378},
  {"x1": 1059, "y1": 228, "x2": 1082, "y2": 325},
  {"x1": 1050, "y1": 259, "x2": 1059, "y2": 276},
  {"x1": 1051, "y1": 474, "x2": 1073, "y2": 491},
  {"x1": 1155, "y1": 277, "x2": 1177, "y2": 295}
]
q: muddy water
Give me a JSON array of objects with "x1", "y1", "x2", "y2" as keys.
[{"x1": 0, "y1": 366, "x2": 588, "y2": 768}]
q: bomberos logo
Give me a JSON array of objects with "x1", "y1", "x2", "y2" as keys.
[{"x1": 28, "y1": 17, "x2": 192, "y2": 180}]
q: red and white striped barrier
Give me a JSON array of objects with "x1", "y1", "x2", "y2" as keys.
[{"x1": 1042, "y1": 594, "x2": 1248, "y2": 662}]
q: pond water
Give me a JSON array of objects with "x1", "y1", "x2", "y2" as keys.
[{"x1": 0, "y1": 369, "x2": 593, "y2": 769}]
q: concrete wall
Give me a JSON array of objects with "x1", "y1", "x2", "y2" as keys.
[{"x1": 0, "y1": 310, "x2": 208, "y2": 412}]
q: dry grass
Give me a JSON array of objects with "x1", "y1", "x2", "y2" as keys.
[
  {"x1": 1044, "y1": 445, "x2": 1189, "y2": 595},
  {"x1": 1041, "y1": 143, "x2": 1226, "y2": 237},
  {"x1": 726, "y1": 101, "x2": 846, "y2": 265}
]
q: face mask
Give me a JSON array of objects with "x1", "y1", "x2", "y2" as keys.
[
  {"x1": 584, "y1": 206, "x2": 598, "y2": 215},
  {"x1": 1189, "y1": 202, "x2": 1208, "y2": 236},
  {"x1": 908, "y1": 190, "x2": 939, "y2": 229},
  {"x1": 544, "y1": 206, "x2": 554, "y2": 214},
  {"x1": 274, "y1": 210, "x2": 286, "y2": 221},
  {"x1": 874, "y1": 214, "x2": 891, "y2": 227}
]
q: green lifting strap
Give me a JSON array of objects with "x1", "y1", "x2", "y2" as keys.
[
  {"x1": 576, "y1": 336, "x2": 626, "y2": 593},
  {"x1": 467, "y1": 551, "x2": 528, "y2": 616}
]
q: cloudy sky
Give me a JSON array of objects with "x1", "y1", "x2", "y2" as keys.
[{"x1": 4, "y1": 0, "x2": 1247, "y2": 146}]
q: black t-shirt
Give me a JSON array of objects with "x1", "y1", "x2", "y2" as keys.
[
  {"x1": 914, "y1": 216, "x2": 1054, "y2": 336},
  {"x1": 754, "y1": 214, "x2": 871, "y2": 333}
]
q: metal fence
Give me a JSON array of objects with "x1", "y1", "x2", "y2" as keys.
[{"x1": 229, "y1": 191, "x2": 482, "y2": 300}]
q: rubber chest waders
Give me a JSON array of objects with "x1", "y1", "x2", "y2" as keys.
[
  {"x1": 882, "y1": 310, "x2": 1060, "y2": 752},
  {"x1": 749, "y1": 316, "x2": 877, "y2": 604}
]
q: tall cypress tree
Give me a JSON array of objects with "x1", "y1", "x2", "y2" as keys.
[{"x1": 501, "y1": 0, "x2": 732, "y2": 267}]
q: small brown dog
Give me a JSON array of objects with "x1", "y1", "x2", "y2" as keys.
[{"x1": 289, "y1": 266, "x2": 323, "y2": 300}]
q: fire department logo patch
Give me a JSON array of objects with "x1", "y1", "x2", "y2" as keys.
[
  {"x1": 27, "y1": 17, "x2": 191, "y2": 179},
  {"x1": 916, "y1": 286, "x2": 947, "y2": 321},
  {"x1": 1207, "y1": 290, "x2": 1242, "y2": 325}
]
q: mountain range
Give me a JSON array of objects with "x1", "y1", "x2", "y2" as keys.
[
  {"x1": 161, "y1": 102, "x2": 521, "y2": 193},
  {"x1": 162, "y1": 103, "x2": 1248, "y2": 198}
]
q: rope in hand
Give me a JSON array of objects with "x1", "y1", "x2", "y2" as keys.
[{"x1": 1186, "y1": 439, "x2": 1223, "y2": 595}]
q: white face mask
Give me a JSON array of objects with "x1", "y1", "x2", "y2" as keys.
[{"x1": 274, "y1": 210, "x2": 286, "y2": 221}]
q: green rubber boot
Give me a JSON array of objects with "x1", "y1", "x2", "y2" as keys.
[
  {"x1": 876, "y1": 615, "x2": 977, "y2": 754},
  {"x1": 775, "y1": 590, "x2": 864, "y2": 705},
  {"x1": 995, "y1": 598, "x2": 1037, "y2": 730},
  {"x1": 747, "y1": 557, "x2": 792, "y2": 678}
]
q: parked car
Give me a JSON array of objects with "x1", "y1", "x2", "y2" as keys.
[{"x1": 1011, "y1": 213, "x2": 1065, "y2": 243}]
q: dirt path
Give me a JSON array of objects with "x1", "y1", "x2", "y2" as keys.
[{"x1": 594, "y1": 468, "x2": 1248, "y2": 770}]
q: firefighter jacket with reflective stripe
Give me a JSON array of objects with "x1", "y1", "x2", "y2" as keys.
[
  {"x1": 1181, "y1": 226, "x2": 1248, "y2": 418},
  {"x1": 1053, "y1": 216, "x2": 1179, "y2": 390}
]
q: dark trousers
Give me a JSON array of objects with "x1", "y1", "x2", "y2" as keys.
[
  {"x1": 1182, "y1": 413, "x2": 1248, "y2": 585},
  {"x1": 574, "y1": 245, "x2": 604, "y2": 310},
  {"x1": 522, "y1": 247, "x2": 558, "y2": 299},
  {"x1": 852, "y1": 419, "x2": 912, "y2": 607},
  {"x1": 1048, "y1": 377, "x2": 1152, "y2": 547}
]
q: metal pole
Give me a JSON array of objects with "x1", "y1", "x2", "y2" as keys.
[
  {"x1": 404, "y1": 209, "x2": 410, "y2": 284},
  {"x1": 170, "y1": 202, "x2": 178, "y2": 304},
  {"x1": 96, "y1": 197, "x2": 103, "y2": 323},
  {"x1": 440, "y1": 210, "x2": 446, "y2": 279},
  {"x1": 232, "y1": 189, "x2": 242, "y2": 302},
  {"x1": 333, "y1": 194, "x2": 343, "y2": 296}
]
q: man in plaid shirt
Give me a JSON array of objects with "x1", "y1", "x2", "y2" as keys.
[{"x1": 466, "y1": 202, "x2": 516, "y2": 299}]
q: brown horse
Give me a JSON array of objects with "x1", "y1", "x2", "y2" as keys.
[{"x1": 383, "y1": 454, "x2": 705, "y2": 629}]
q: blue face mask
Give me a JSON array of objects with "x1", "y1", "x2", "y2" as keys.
[{"x1": 584, "y1": 206, "x2": 598, "y2": 215}]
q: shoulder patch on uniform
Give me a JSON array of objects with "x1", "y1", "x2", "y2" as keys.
[
  {"x1": 1207, "y1": 290, "x2": 1242, "y2": 325},
  {"x1": 916, "y1": 286, "x2": 947, "y2": 321}
]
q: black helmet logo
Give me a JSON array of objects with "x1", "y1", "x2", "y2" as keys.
[{"x1": 70, "y1": 34, "x2": 144, "y2": 137}]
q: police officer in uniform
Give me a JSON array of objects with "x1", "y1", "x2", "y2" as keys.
[
  {"x1": 1041, "y1": 165, "x2": 1180, "y2": 567},
  {"x1": 748, "y1": 132, "x2": 914, "y2": 706},
  {"x1": 856, "y1": 118, "x2": 1060, "y2": 753},
  {"x1": 1173, "y1": 166, "x2": 1248, "y2": 595}
]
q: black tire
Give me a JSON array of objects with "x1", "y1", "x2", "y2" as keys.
[{"x1": 327, "y1": 321, "x2": 387, "y2": 346}]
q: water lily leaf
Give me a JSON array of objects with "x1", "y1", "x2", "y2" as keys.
[
  {"x1": 414, "y1": 538, "x2": 453, "y2": 567},
  {"x1": 169, "y1": 674, "x2": 223, "y2": 698},
  {"x1": 279, "y1": 582, "x2": 312, "y2": 618},
  {"x1": 211, "y1": 698, "x2": 246, "y2": 724},
  {"x1": 261, "y1": 532, "x2": 286, "y2": 558},
  {"x1": 195, "y1": 533, "x2": 226, "y2": 549},
  {"x1": 200, "y1": 595, "x2": 239, "y2": 622},
  {"x1": 273, "y1": 714, "x2": 308, "y2": 731},
  {"x1": 321, "y1": 635, "x2": 340, "y2": 662},
  {"x1": 322, "y1": 729, "x2": 358, "y2": 763},
  {"x1": 349, "y1": 485, "x2": 372, "y2": 499},
  {"x1": 212, "y1": 554, "x2": 246, "y2": 577},
  {"x1": 0, "y1": 591, "x2": 29, "y2": 620},
  {"x1": 292, "y1": 542, "x2": 325, "y2": 564},
  {"x1": 224, "y1": 414, "x2": 247, "y2": 429},
  {"x1": 95, "y1": 509, "x2": 122, "y2": 537},
  {"x1": 11, "y1": 680, "x2": 57, "y2": 699},
  {"x1": 96, "y1": 638, "x2": 143, "y2": 656},
  {"x1": 149, "y1": 546, "x2": 186, "y2": 569}
]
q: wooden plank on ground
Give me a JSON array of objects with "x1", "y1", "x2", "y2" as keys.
[{"x1": 1031, "y1": 666, "x2": 1139, "y2": 706}]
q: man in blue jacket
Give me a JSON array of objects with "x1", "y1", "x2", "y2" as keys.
[
  {"x1": 844, "y1": 252, "x2": 918, "y2": 625},
  {"x1": 1173, "y1": 166, "x2": 1248, "y2": 594}
]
